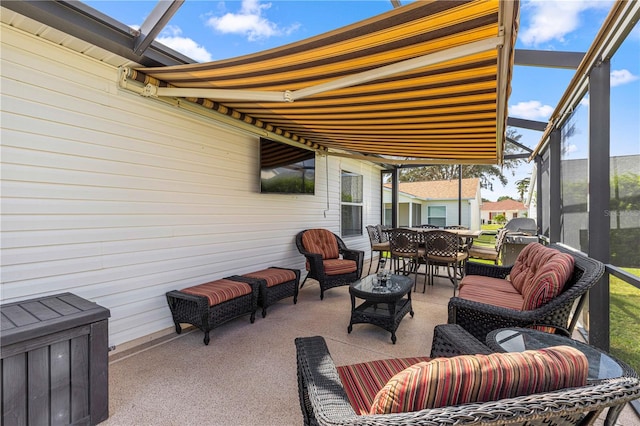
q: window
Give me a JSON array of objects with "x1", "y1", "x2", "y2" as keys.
[
  {"x1": 341, "y1": 171, "x2": 363, "y2": 237},
  {"x1": 427, "y1": 206, "x2": 446, "y2": 227}
]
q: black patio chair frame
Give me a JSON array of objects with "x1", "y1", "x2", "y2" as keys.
[{"x1": 296, "y1": 229, "x2": 364, "y2": 300}]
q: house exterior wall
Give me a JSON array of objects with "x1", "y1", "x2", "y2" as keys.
[
  {"x1": 0, "y1": 25, "x2": 381, "y2": 348},
  {"x1": 382, "y1": 189, "x2": 479, "y2": 229},
  {"x1": 480, "y1": 208, "x2": 527, "y2": 224},
  {"x1": 420, "y1": 199, "x2": 472, "y2": 228}
]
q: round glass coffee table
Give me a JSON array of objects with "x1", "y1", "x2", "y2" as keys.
[
  {"x1": 486, "y1": 327, "x2": 637, "y2": 426},
  {"x1": 348, "y1": 274, "x2": 413, "y2": 344},
  {"x1": 487, "y1": 327, "x2": 636, "y2": 380}
]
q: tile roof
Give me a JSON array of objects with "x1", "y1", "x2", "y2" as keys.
[
  {"x1": 385, "y1": 178, "x2": 480, "y2": 200},
  {"x1": 481, "y1": 199, "x2": 526, "y2": 211}
]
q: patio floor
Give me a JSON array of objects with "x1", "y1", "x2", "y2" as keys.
[{"x1": 102, "y1": 264, "x2": 639, "y2": 425}]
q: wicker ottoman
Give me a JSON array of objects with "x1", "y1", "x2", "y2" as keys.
[
  {"x1": 165, "y1": 276, "x2": 259, "y2": 345},
  {"x1": 242, "y1": 267, "x2": 300, "y2": 317}
]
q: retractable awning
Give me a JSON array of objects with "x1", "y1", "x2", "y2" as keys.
[{"x1": 121, "y1": 0, "x2": 519, "y2": 165}]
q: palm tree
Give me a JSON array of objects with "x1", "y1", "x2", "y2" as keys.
[{"x1": 515, "y1": 177, "x2": 530, "y2": 201}]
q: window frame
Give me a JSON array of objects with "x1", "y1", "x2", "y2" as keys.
[{"x1": 340, "y1": 170, "x2": 363, "y2": 237}]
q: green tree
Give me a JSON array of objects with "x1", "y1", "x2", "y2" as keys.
[
  {"x1": 497, "y1": 195, "x2": 515, "y2": 201},
  {"x1": 399, "y1": 128, "x2": 526, "y2": 192},
  {"x1": 493, "y1": 213, "x2": 507, "y2": 224}
]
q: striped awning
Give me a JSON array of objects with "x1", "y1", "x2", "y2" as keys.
[{"x1": 124, "y1": 0, "x2": 519, "y2": 165}]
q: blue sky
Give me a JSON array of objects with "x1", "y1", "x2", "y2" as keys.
[{"x1": 85, "y1": 0, "x2": 639, "y2": 201}]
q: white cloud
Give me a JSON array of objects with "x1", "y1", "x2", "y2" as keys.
[
  {"x1": 155, "y1": 26, "x2": 213, "y2": 63},
  {"x1": 564, "y1": 144, "x2": 578, "y2": 154},
  {"x1": 509, "y1": 100, "x2": 554, "y2": 120},
  {"x1": 520, "y1": 0, "x2": 611, "y2": 46},
  {"x1": 206, "y1": 0, "x2": 299, "y2": 41},
  {"x1": 610, "y1": 69, "x2": 639, "y2": 87}
]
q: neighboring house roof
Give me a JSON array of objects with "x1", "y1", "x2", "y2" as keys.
[
  {"x1": 385, "y1": 178, "x2": 480, "y2": 200},
  {"x1": 481, "y1": 199, "x2": 526, "y2": 211}
]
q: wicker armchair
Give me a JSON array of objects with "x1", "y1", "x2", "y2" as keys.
[
  {"x1": 448, "y1": 243, "x2": 605, "y2": 343},
  {"x1": 295, "y1": 335, "x2": 640, "y2": 426},
  {"x1": 296, "y1": 229, "x2": 364, "y2": 300}
]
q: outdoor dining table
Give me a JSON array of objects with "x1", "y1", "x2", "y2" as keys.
[{"x1": 408, "y1": 228, "x2": 482, "y2": 238}]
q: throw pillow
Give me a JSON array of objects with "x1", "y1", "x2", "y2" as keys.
[
  {"x1": 521, "y1": 251, "x2": 574, "y2": 310},
  {"x1": 369, "y1": 345, "x2": 588, "y2": 414}
]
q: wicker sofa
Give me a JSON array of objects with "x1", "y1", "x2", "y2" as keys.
[
  {"x1": 448, "y1": 242, "x2": 604, "y2": 342},
  {"x1": 295, "y1": 333, "x2": 640, "y2": 426}
]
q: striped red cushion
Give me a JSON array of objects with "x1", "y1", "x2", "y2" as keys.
[
  {"x1": 510, "y1": 243, "x2": 559, "y2": 293},
  {"x1": 301, "y1": 229, "x2": 340, "y2": 259},
  {"x1": 458, "y1": 275, "x2": 521, "y2": 294},
  {"x1": 458, "y1": 284, "x2": 524, "y2": 310},
  {"x1": 181, "y1": 279, "x2": 252, "y2": 306},
  {"x1": 521, "y1": 251, "x2": 574, "y2": 310},
  {"x1": 369, "y1": 345, "x2": 588, "y2": 414},
  {"x1": 337, "y1": 356, "x2": 431, "y2": 415},
  {"x1": 243, "y1": 268, "x2": 296, "y2": 287},
  {"x1": 323, "y1": 259, "x2": 357, "y2": 276}
]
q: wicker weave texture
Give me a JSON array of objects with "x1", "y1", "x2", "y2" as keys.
[
  {"x1": 448, "y1": 243, "x2": 605, "y2": 343},
  {"x1": 249, "y1": 267, "x2": 301, "y2": 318},
  {"x1": 295, "y1": 335, "x2": 640, "y2": 426},
  {"x1": 165, "y1": 276, "x2": 259, "y2": 345},
  {"x1": 296, "y1": 229, "x2": 364, "y2": 300}
]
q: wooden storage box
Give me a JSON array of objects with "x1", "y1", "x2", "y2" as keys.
[{"x1": 1, "y1": 293, "x2": 111, "y2": 425}]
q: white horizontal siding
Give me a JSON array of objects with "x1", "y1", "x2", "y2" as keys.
[{"x1": 1, "y1": 24, "x2": 382, "y2": 347}]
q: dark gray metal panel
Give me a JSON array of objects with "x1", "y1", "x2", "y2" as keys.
[
  {"x1": 391, "y1": 168, "x2": 399, "y2": 228},
  {"x1": 507, "y1": 117, "x2": 548, "y2": 132},
  {"x1": 536, "y1": 156, "x2": 543, "y2": 235},
  {"x1": 588, "y1": 59, "x2": 611, "y2": 351},
  {"x1": 549, "y1": 130, "x2": 561, "y2": 243},
  {"x1": 504, "y1": 153, "x2": 532, "y2": 160},
  {"x1": 134, "y1": 0, "x2": 185, "y2": 55},
  {"x1": 458, "y1": 165, "x2": 462, "y2": 225},
  {"x1": 2, "y1": 0, "x2": 193, "y2": 67},
  {"x1": 506, "y1": 136, "x2": 534, "y2": 153},
  {"x1": 540, "y1": 151, "x2": 551, "y2": 237},
  {"x1": 515, "y1": 49, "x2": 584, "y2": 69}
]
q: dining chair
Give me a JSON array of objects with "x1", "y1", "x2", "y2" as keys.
[
  {"x1": 418, "y1": 224, "x2": 440, "y2": 229},
  {"x1": 366, "y1": 225, "x2": 390, "y2": 275},
  {"x1": 467, "y1": 227, "x2": 509, "y2": 264},
  {"x1": 388, "y1": 228, "x2": 427, "y2": 291},
  {"x1": 423, "y1": 230, "x2": 468, "y2": 295},
  {"x1": 445, "y1": 225, "x2": 472, "y2": 252}
]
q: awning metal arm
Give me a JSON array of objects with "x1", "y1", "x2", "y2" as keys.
[{"x1": 141, "y1": 36, "x2": 503, "y2": 102}]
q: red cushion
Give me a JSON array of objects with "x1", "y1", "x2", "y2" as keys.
[
  {"x1": 181, "y1": 279, "x2": 252, "y2": 306},
  {"x1": 521, "y1": 251, "x2": 574, "y2": 310},
  {"x1": 301, "y1": 229, "x2": 340, "y2": 259},
  {"x1": 510, "y1": 243, "x2": 559, "y2": 292},
  {"x1": 458, "y1": 284, "x2": 524, "y2": 310},
  {"x1": 458, "y1": 275, "x2": 520, "y2": 294},
  {"x1": 243, "y1": 268, "x2": 296, "y2": 287},
  {"x1": 336, "y1": 356, "x2": 431, "y2": 415},
  {"x1": 323, "y1": 259, "x2": 357, "y2": 275},
  {"x1": 370, "y1": 345, "x2": 588, "y2": 414}
]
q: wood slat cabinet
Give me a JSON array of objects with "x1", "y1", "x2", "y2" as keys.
[{"x1": 1, "y1": 293, "x2": 111, "y2": 425}]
